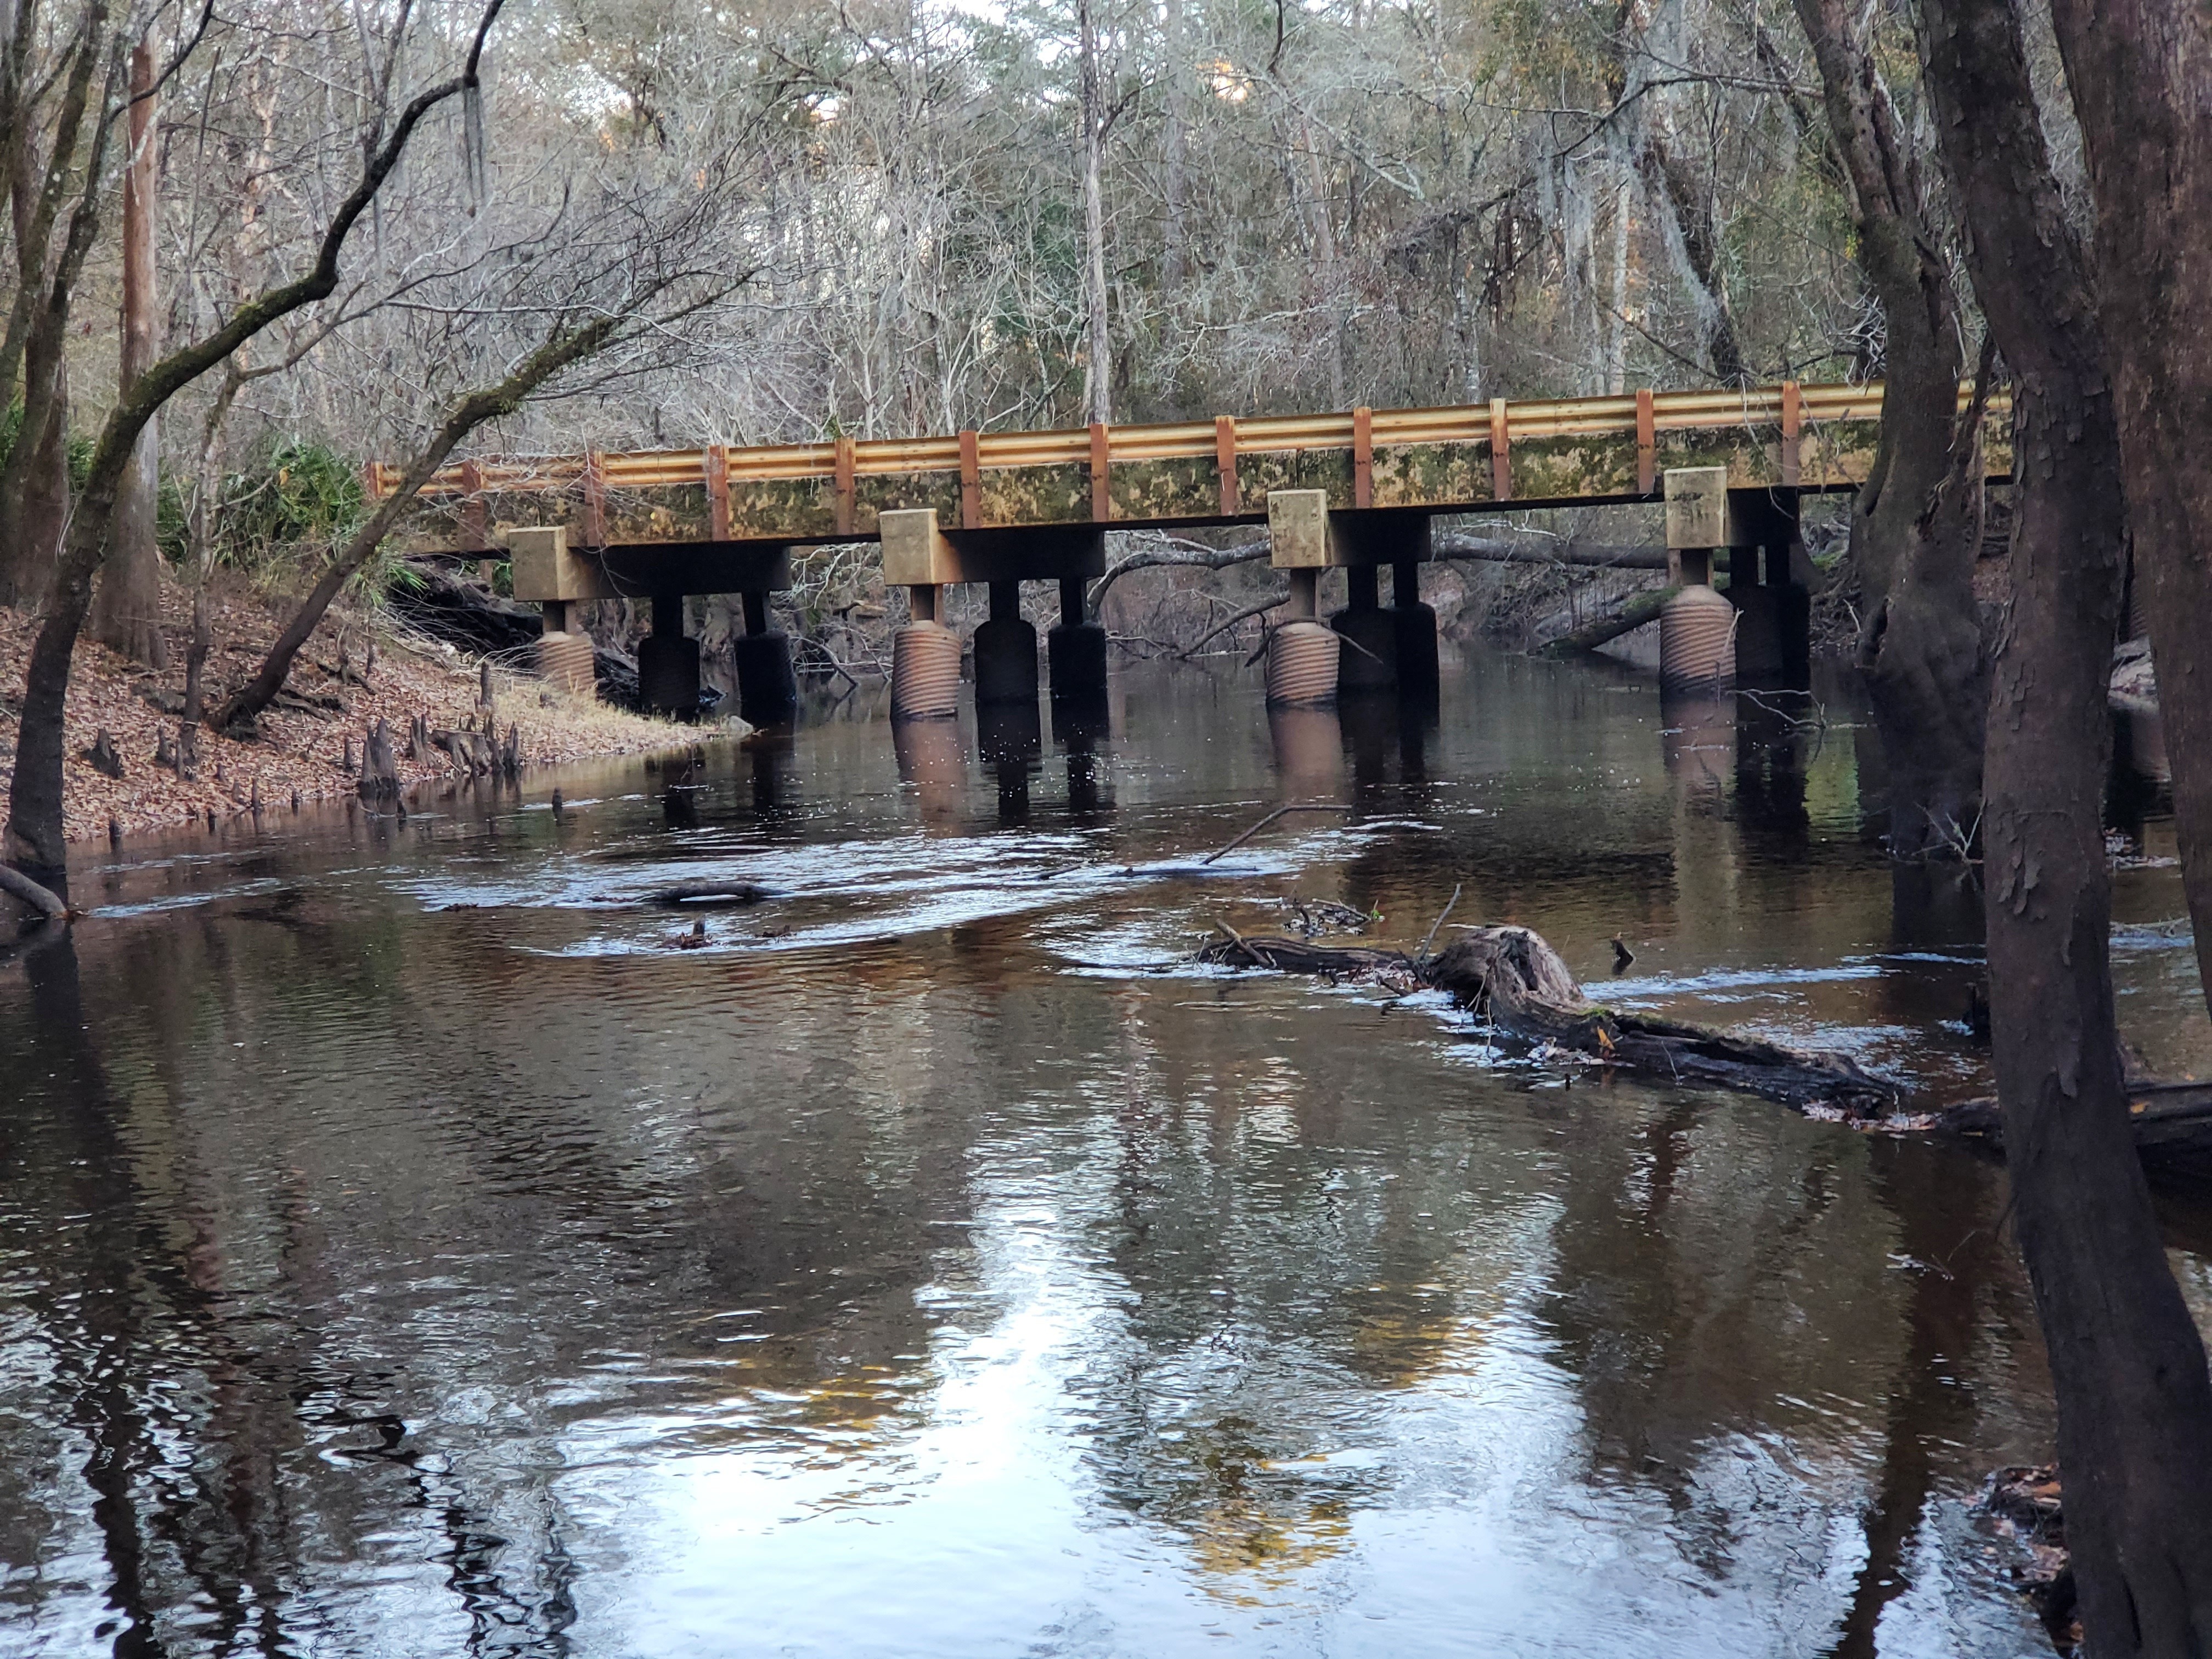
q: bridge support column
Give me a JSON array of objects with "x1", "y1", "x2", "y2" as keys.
[
  {"x1": 535, "y1": 599, "x2": 596, "y2": 697},
  {"x1": 1267, "y1": 567, "x2": 1340, "y2": 708},
  {"x1": 508, "y1": 529, "x2": 607, "y2": 700},
  {"x1": 1722, "y1": 488, "x2": 1809, "y2": 687},
  {"x1": 1048, "y1": 575, "x2": 1109, "y2": 702},
  {"x1": 639, "y1": 592, "x2": 703, "y2": 717},
  {"x1": 1660, "y1": 469, "x2": 1737, "y2": 695},
  {"x1": 1265, "y1": 492, "x2": 1341, "y2": 707},
  {"x1": 1391, "y1": 556, "x2": 1440, "y2": 700},
  {"x1": 891, "y1": 582, "x2": 961, "y2": 721},
  {"x1": 883, "y1": 509, "x2": 1101, "y2": 720},
  {"x1": 1330, "y1": 562, "x2": 1398, "y2": 694},
  {"x1": 732, "y1": 588, "x2": 800, "y2": 726},
  {"x1": 974, "y1": 580, "x2": 1040, "y2": 706}
]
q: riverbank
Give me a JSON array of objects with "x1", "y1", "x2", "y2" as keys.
[{"x1": 0, "y1": 575, "x2": 699, "y2": 846}]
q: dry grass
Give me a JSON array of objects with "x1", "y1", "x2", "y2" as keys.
[{"x1": 0, "y1": 571, "x2": 699, "y2": 846}]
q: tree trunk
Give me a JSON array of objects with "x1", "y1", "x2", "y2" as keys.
[
  {"x1": 86, "y1": 42, "x2": 166, "y2": 670},
  {"x1": 1791, "y1": 0, "x2": 1988, "y2": 859},
  {"x1": 1640, "y1": 132, "x2": 1745, "y2": 383},
  {"x1": 0, "y1": 2, "x2": 107, "y2": 608},
  {"x1": 1077, "y1": 0, "x2": 1111, "y2": 427},
  {"x1": 1, "y1": 325, "x2": 76, "y2": 610},
  {"x1": 9, "y1": 356, "x2": 70, "y2": 605},
  {"x1": 2043, "y1": 0, "x2": 2212, "y2": 1037},
  {"x1": 1918, "y1": 0, "x2": 2212, "y2": 1646},
  {"x1": 1160, "y1": 0, "x2": 1188, "y2": 298}
]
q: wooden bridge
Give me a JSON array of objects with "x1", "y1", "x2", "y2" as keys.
[{"x1": 379, "y1": 380, "x2": 2004, "y2": 723}]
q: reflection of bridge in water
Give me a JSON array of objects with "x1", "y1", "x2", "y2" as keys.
[{"x1": 383, "y1": 381, "x2": 2011, "y2": 783}]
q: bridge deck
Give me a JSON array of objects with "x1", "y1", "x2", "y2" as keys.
[{"x1": 383, "y1": 380, "x2": 2010, "y2": 568}]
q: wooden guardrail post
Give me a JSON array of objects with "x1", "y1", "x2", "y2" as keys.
[
  {"x1": 958, "y1": 428, "x2": 982, "y2": 529},
  {"x1": 832, "y1": 434, "x2": 856, "y2": 535},
  {"x1": 706, "y1": 444, "x2": 731, "y2": 541},
  {"x1": 1636, "y1": 388, "x2": 1657, "y2": 495}
]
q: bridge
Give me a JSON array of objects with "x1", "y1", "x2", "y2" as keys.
[{"x1": 380, "y1": 381, "x2": 2006, "y2": 727}]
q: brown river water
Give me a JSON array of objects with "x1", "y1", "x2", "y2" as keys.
[{"x1": 3, "y1": 650, "x2": 2208, "y2": 1657}]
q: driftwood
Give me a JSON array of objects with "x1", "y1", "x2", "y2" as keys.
[
  {"x1": 1199, "y1": 922, "x2": 1901, "y2": 1116},
  {"x1": 1201, "y1": 802, "x2": 1355, "y2": 865},
  {"x1": 1203, "y1": 924, "x2": 1423, "y2": 986},
  {"x1": 647, "y1": 880, "x2": 769, "y2": 907},
  {"x1": 1981, "y1": 1466, "x2": 2076, "y2": 1647}
]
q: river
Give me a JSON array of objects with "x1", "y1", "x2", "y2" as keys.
[{"x1": 3, "y1": 650, "x2": 2207, "y2": 1657}]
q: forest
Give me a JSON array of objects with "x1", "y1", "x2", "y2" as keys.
[{"x1": 3, "y1": 0, "x2": 2212, "y2": 1651}]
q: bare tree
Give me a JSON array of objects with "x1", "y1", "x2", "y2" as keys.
[
  {"x1": 212, "y1": 182, "x2": 751, "y2": 729},
  {"x1": 84, "y1": 37, "x2": 165, "y2": 668},
  {"x1": 5, "y1": 0, "x2": 506, "y2": 875}
]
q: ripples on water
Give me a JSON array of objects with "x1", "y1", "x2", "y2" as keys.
[{"x1": 2, "y1": 652, "x2": 2206, "y2": 1657}]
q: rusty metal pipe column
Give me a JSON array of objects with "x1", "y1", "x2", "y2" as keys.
[
  {"x1": 882, "y1": 510, "x2": 962, "y2": 720},
  {"x1": 1266, "y1": 492, "x2": 1341, "y2": 707},
  {"x1": 1660, "y1": 468, "x2": 1739, "y2": 695}
]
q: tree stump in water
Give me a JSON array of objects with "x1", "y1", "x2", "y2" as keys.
[{"x1": 358, "y1": 719, "x2": 400, "y2": 798}]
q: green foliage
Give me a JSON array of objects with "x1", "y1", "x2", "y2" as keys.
[{"x1": 198, "y1": 441, "x2": 367, "y2": 575}]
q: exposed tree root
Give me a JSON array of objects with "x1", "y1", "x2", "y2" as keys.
[{"x1": 0, "y1": 863, "x2": 70, "y2": 921}]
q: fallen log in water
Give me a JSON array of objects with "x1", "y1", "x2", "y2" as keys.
[
  {"x1": 1199, "y1": 922, "x2": 1903, "y2": 1116},
  {"x1": 1935, "y1": 1079, "x2": 2212, "y2": 1164},
  {"x1": 646, "y1": 880, "x2": 770, "y2": 907}
]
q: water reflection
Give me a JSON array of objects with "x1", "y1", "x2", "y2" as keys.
[
  {"x1": 893, "y1": 717, "x2": 967, "y2": 830},
  {"x1": 978, "y1": 702, "x2": 1043, "y2": 828},
  {"x1": 4, "y1": 652, "x2": 2202, "y2": 1656},
  {"x1": 1267, "y1": 706, "x2": 1343, "y2": 804}
]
